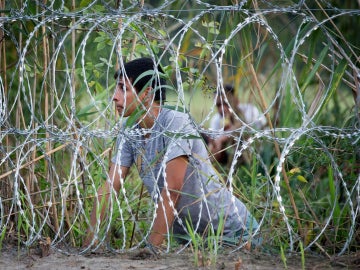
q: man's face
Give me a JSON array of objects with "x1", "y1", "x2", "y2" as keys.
[{"x1": 113, "y1": 77, "x2": 143, "y2": 117}]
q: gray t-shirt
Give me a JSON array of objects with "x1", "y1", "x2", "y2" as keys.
[{"x1": 112, "y1": 108, "x2": 253, "y2": 240}]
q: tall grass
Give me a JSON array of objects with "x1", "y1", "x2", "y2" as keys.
[{"x1": 0, "y1": 1, "x2": 358, "y2": 266}]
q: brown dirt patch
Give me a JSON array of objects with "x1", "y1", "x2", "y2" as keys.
[{"x1": 1, "y1": 241, "x2": 358, "y2": 270}]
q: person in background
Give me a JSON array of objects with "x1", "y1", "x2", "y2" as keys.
[
  {"x1": 207, "y1": 84, "x2": 267, "y2": 168},
  {"x1": 82, "y1": 58, "x2": 261, "y2": 254}
]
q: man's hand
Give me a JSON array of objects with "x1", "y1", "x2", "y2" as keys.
[
  {"x1": 82, "y1": 229, "x2": 96, "y2": 248},
  {"x1": 82, "y1": 163, "x2": 129, "y2": 249}
]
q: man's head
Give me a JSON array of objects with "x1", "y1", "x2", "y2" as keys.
[
  {"x1": 216, "y1": 84, "x2": 237, "y2": 117},
  {"x1": 114, "y1": 57, "x2": 166, "y2": 103},
  {"x1": 224, "y1": 84, "x2": 235, "y2": 95}
]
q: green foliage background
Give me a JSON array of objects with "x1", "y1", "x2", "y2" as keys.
[{"x1": 0, "y1": 0, "x2": 359, "y2": 259}]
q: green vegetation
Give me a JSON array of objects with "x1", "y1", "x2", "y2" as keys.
[{"x1": 0, "y1": 0, "x2": 359, "y2": 268}]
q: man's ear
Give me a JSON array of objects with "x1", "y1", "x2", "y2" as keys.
[{"x1": 139, "y1": 86, "x2": 152, "y2": 103}]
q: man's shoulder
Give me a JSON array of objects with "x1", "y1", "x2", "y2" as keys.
[
  {"x1": 237, "y1": 103, "x2": 258, "y2": 112},
  {"x1": 159, "y1": 107, "x2": 196, "y2": 133},
  {"x1": 160, "y1": 107, "x2": 189, "y2": 121}
]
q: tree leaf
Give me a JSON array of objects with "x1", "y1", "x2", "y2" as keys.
[
  {"x1": 300, "y1": 45, "x2": 328, "y2": 93},
  {"x1": 296, "y1": 175, "x2": 308, "y2": 183}
]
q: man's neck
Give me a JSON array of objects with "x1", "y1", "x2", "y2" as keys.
[{"x1": 139, "y1": 105, "x2": 161, "y2": 130}]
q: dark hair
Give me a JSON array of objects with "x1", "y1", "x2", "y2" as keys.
[
  {"x1": 114, "y1": 57, "x2": 166, "y2": 103},
  {"x1": 224, "y1": 84, "x2": 235, "y2": 94}
]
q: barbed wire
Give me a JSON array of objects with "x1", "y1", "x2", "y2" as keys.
[{"x1": 0, "y1": 0, "x2": 359, "y2": 257}]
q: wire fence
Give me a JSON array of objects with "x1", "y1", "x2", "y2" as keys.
[{"x1": 0, "y1": 0, "x2": 359, "y2": 256}]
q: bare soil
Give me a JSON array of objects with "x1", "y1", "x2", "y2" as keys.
[{"x1": 1, "y1": 241, "x2": 359, "y2": 270}]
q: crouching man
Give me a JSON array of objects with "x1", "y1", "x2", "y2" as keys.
[{"x1": 83, "y1": 57, "x2": 262, "y2": 253}]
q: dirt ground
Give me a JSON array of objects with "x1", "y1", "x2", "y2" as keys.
[{"x1": 1, "y1": 242, "x2": 359, "y2": 270}]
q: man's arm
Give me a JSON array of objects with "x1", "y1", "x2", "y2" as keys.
[
  {"x1": 148, "y1": 155, "x2": 187, "y2": 246},
  {"x1": 83, "y1": 163, "x2": 129, "y2": 247}
]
